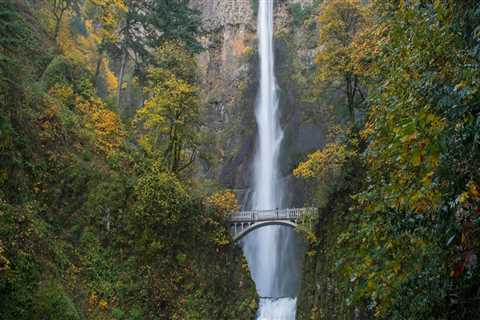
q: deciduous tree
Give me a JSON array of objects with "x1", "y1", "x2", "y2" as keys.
[{"x1": 316, "y1": 0, "x2": 368, "y2": 123}]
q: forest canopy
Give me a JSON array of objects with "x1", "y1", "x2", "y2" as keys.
[
  {"x1": 1, "y1": 0, "x2": 480, "y2": 319},
  {"x1": 0, "y1": 0, "x2": 256, "y2": 319},
  {"x1": 295, "y1": 1, "x2": 480, "y2": 319}
]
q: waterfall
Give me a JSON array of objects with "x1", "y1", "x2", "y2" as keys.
[
  {"x1": 252, "y1": 0, "x2": 283, "y2": 213},
  {"x1": 241, "y1": 1, "x2": 300, "y2": 319}
]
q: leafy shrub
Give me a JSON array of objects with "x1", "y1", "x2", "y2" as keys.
[
  {"x1": 289, "y1": 3, "x2": 315, "y2": 27},
  {"x1": 32, "y1": 282, "x2": 81, "y2": 320},
  {"x1": 41, "y1": 56, "x2": 92, "y2": 93}
]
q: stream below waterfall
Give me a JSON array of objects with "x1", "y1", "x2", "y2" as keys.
[{"x1": 240, "y1": 0, "x2": 304, "y2": 319}]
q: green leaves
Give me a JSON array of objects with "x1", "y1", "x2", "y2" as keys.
[
  {"x1": 135, "y1": 42, "x2": 200, "y2": 173},
  {"x1": 300, "y1": 1, "x2": 480, "y2": 319},
  {"x1": 0, "y1": 1, "x2": 256, "y2": 319}
]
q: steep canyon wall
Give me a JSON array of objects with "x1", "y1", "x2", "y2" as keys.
[{"x1": 191, "y1": 0, "x2": 325, "y2": 207}]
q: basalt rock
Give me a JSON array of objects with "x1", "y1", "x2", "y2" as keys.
[{"x1": 192, "y1": 0, "x2": 325, "y2": 207}]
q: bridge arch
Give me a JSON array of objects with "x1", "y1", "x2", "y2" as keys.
[
  {"x1": 227, "y1": 207, "x2": 318, "y2": 243},
  {"x1": 232, "y1": 220, "x2": 297, "y2": 242}
]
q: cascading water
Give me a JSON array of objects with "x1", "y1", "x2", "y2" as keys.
[
  {"x1": 241, "y1": 1, "x2": 302, "y2": 319},
  {"x1": 251, "y1": 0, "x2": 283, "y2": 214}
]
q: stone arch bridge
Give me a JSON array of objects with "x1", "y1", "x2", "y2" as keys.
[{"x1": 227, "y1": 207, "x2": 318, "y2": 242}]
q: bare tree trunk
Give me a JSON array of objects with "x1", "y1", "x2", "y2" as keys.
[
  {"x1": 52, "y1": 0, "x2": 68, "y2": 41},
  {"x1": 94, "y1": 53, "x2": 103, "y2": 87},
  {"x1": 117, "y1": 47, "x2": 127, "y2": 113},
  {"x1": 345, "y1": 73, "x2": 355, "y2": 123},
  {"x1": 170, "y1": 132, "x2": 178, "y2": 172},
  {"x1": 53, "y1": 11, "x2": 64, "y2": 41}
]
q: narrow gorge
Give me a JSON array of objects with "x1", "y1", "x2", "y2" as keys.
[
  {"x1": 191, "y1": 1, "x2": 323, "y2": 317},
  {"x1": 2, "y1": 0, "x2": 479, "y2": 319}
]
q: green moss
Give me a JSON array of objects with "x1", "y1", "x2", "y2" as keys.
[{"x1": 250, "y1": 0, "x2": 258, "y2": 15}]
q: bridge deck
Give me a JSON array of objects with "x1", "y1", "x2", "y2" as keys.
[
  {"x1": 228, "y1": 207, "x2": 317, "y2": 223},
  {"x1": 227, "y1": 207, "x2": 318, "y2": 241}
]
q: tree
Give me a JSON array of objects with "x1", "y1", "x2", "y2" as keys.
[
  {"x1": 316, "y1": 0, "x2": 368, "y2": 123},
  {"x1": 115, "y1": 0, "x2": 201, "y2": 112},
  {"x1": 0, "y1": 1, "x2": 257, "y2": 319},
  {"x1": 48, "y1": 0, "x2": 80, "y2": 40},
  {"x1": 137, "y1": 72, "x2": 200, "y2": 173},
  {"x1": 86, "y1": 0, "x2": 127, "y2": 84},
  {"x1": 205, "y1": 190, "x2": 240, "y2": 215},
  {"x1": 135, "y1": 42, "x2": 200, "y2": 173},
  {"x1": 153, "y1": 40, "x2": 198, "y2": 83},
  {"x1": 338, "y1": 1, "x2": 480, "y2": 318},
  {"x1": 144, "y1": 0, "x2": 202, "y2": 53}
]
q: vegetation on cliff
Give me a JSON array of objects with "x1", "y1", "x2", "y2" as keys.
[
  {"x1": 296, "y1": 0, "x2": 480, "y2": 319},
  {"x1": 0, "y1": 0, "x2": 256, "y2": 319},
  {"x1": 3, "y1": 0, "x2": 480, "y2": 319}
]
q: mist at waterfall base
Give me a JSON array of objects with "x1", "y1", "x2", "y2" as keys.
[
  {"x1": 240, "y1": 0, "x2": 304, "y2": 319},
  {"x1": 241, "y1": 228, "x2": 304, "y2": 319}
]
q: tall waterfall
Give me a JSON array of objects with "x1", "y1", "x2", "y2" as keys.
[
  {"x1": 241, "y1": 1, "x2": 300, "y2": 319},
  {"x1": 252, "y1": 0, "x2": 282, "y2": 213}
]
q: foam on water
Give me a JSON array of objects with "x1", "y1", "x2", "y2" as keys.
[{"x1": 257, "y1": 298, "x2": 297, "y2": 320}]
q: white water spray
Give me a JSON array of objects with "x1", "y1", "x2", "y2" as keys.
[
  {"x1": 241, "y1": 0, "x2": 298, "y2": 318},
  {"x1": 257, "y1": 298, "x2": 297, "y2": 320},
  {"x1": 252, "y1": 0, "x2": 283, "y2": 212}
]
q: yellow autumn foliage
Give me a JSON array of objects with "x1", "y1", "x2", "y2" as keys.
[
  {"x1": 206, "y1": 191, "x2": 240, "y2": 214},
  {"x1": 103, "y1": 65, "x2": 118, "y2": 92},
  {"x1": 316, "y1": 0, "x2": 368, "y2": 82},
  {"x1": 294, "y1": 143, "x2": 353, "y2": 179},
  {"x1": 76, "y1": 97, "x2": 125, "y2": 153},
  {"x1": 56, "y1": 14, "x2": 118, "y2": 96},
  {"x1": 458, "y1": 181, "x2": 480, "y2": 205},
  {"x1": 49, "y1": 84, "x2": 124, "y2": 153},
  {"x1": 136, "y1": 70, "x2": 199, "y2": 156},
  {"x1": 88, "y1": 0, "x2": 127, "y2": 42}
]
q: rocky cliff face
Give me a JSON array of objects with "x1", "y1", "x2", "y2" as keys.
[
  {"x1": 191, "y1": 0, "x2": 324, "y2": 207},
  {"x1": 192, "y1": 0, "x2": 255, "y2": 113}
]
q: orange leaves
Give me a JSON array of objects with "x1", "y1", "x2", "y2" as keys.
[
  {"x1": 103, "y1": 67, "x2": 118, "y2": 93},
  {"x1": 88, "y1": 291, "x2": 98, "y2": 309},
  {"x1": 76, "y1": 98, "x2": 124, "y2": 153},
  {"x1": 204, "y1": 190, "x2": 240, "y2": 246},
  {"x1": 293, "y1": 150, "x2": 323, "y2": 178},
  {"x1": 467, "y1": 181, "x2": 480, "y2": 200},
  {"x1": 87, "y1": 291, "x2": 110, "y2": 314},
  {"x1": 88, "y1": 103, "x2": 124, "y2": 152},
  {"x1": 49, "y1": 83, "x2": 124, "y2": 153}
]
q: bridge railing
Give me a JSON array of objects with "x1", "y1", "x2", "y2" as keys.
[{"x1": 228, "y1": 207, "x2": 317, "y2": 223}]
